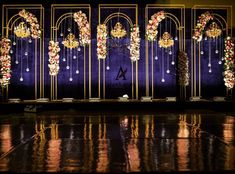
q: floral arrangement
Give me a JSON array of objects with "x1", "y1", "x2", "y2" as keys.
[
  {"x1": 97, "y1": 24, "x2": 107, "y2": 59},
  {"x1": 223, "y1": 36, "x2": 235, "y2": 89},
  {"x1": 130, "y1": 25, "x2": 140, "y2": 62},
  {"x1": 192, "y1": 11, "x2": 213, "y2": 42},
  {"x1": 19, "y1": 9, "x2": 41, "y2": 39},
  {"x1": 178, "y1": 51, "x2": 189, "y2": 86},
  {"x1": 146, "y1": 11, "x2": 165, "y2": 41},
  {"x1": 48, "y1": 41, "x2": 60, "y2": 76},
  {"x1": 73, "y1": 11, "x2": 91, "y2": 46},
  {"x1": 0, "y1": 38, "x2": 11, "y2": 87}
]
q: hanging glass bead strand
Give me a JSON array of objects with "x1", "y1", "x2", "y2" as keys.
[
  {"x1": 26, "y1": 39, "x2": 29, "y2": 72},
  {"x1": 76, "y1": 46, "x2": 79, "y2": 74},
  {"x1": 106, "y1": 24, "x2": 110, "y2": 70},
  {"x1": 62, "y1": 19, "x2": 66, "y2": 62},
  {"x1": 208, "y1": 38, "x2": 212, "y2": 73},
  {"x1": 20, "y1": 39, "x2": 23, "y2": 81},
  {"x1": 155, "y1": 37, "x2": 158, "y2": 60},
  {"x1": 69, "y1": 48, "x2": 73, "y2": 81},
  {"x1": 215, "y1": 36, "x2": 219, "y2": 54},
  {"x1": 15, "y1": 37, "x2": 19, "y2": 64},
  {"x1": 219, "y1": 36, "x2": 223, "y2": 64},
  {"x1": 66, "y1": 48, "x2": 70, "y2": 70},
  {"x1": 161, "y1": 47, "x2": 165, "y2": 83}
]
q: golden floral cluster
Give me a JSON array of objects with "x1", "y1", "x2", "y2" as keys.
[
  {"x1": 223, "y1": 37, "x2": 235, "y2": 89},
  {"x1": 192, "y1": 11, "x2": 213, "y2": 42},
  {"x1": 130, "y1": 25, "x2": 140, "y2": 62},
  {"x1": 48, "y1": 41, "x2": 60, "y2": 76},
  {"x1": 97, "y1": 24, "x2": 107, "y2": 59},
  {"x1": 146, "y1": 11, "x2": 165, "y2": 41},
  {"x1": 0, "y1": 38, "x2": 11, "y2": 87},
  {"x1": 73, "y1": 11, "x2": 91, "y2": 46},
  {"x1": 19, "y1": 9, "x2": 41, "y2": 39}
]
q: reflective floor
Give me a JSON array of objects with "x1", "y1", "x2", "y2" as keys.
[{"x1": 0, "y1": 110, "x2": 235, "y2": 173}]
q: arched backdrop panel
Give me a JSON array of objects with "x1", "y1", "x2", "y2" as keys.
[
  {"x1": 50, "y1": 4, "x2": 91, "y2": 100},
  {"x1": 145, "y1": 4, "x2": 185, "y2": 99},
  {"x1": 191, "y1": 5, "x2": 232, "y2": 99},
  {"x1": 1, "y1": 4, "x2": 44, "y2": 100},
  {"x1": 98, "y1": 4, "x2": 138, "y2": 99}
]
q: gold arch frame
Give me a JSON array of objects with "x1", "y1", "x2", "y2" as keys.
[
  {"x1": 191, "y1": 5, "x2": 232, "y2": 98},
  {"x1": 145, "y1": 4, "x2": 186, "y2": 99},
  {"x1": 103, "y1": 12, "x2": 133, "y2": 27},
  {"x1": 98, "y1": 4, "x2": 138, "y2": 100},
  {"x1": 50, "y1": 4, "x2": 91, "y2": 100},
  {"x1": 1, "y1": 4, "x2": 44, "y2": 100}
]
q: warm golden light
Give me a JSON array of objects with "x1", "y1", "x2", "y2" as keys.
[
  {"x1": 205, "y1": 22, "x2": 222, "y2": 38},
  {"x1": 14, "y1": 22, "x2": 30, "y2": 38},
  {"x1": 62, "y1": 33, "x2": 79, "y2": 49},
  {"x1": 158, "y1": 32, "x2": 174, "y2": 48},
  {"x1": 111, "y1": 22, "x2": 127, "y2": 39}
]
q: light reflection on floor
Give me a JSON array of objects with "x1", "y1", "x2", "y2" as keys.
[{"x1": 0, "y1": 112, "x2": 234, "y2": 172}]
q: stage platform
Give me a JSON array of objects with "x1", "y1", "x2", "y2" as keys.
[{"x1": 1, "y1": 99, "x2": 235, "y2": 113}]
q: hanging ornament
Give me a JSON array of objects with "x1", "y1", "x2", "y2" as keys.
[
  {"x1": 19, "y1": 9, "x2": 41, "y2": 39},
  {"x1": 158, "y1": 32, "x2": 174, "y2": 48},
  {"x1": 111, "y1": 22, "x2": 127, "y2": 39},
  {"x1": 205, "y1": 22, "x2": 222, "y2": 39},
  {"x1": 14, "y1": 22, "x2": 30, "y2": 38},
  {"x1": 62, "y1": 33, "x2": 79, "y2": 49}
]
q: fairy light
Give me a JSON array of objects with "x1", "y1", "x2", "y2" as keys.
[
  {"x1": 161, "y1": 47, "x2": 165, "y2": 83},
  {"x1": 26, "y1": 39, "x2": 29, "y2": 72},
  {"x1": 208, "y1": 38, "x2": 212, "y2": 73},
  {"x1": 20, "y1": 39, "x2": 23, "y2": 81}
]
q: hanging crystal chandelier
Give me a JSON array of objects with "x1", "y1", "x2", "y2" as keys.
[
  {"x1": 111, "y1": 22, "x2": 127, "y2": 39},
  {"x1": 14, "y1": 22, "x2": 30, "y2": 38},
  {"x1": 62, "y1": 33, "x2": 79, "y2": 49},
  {"x1": 205, "y1": 22, "x2": 222, "y2": 38},
  {"x1": 158, "y1": 32, "x2": 174, "y2": 48}
]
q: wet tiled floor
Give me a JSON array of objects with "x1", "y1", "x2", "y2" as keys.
[{"x1": 0, "y1": 111, "x2": 235, "y2": 173}]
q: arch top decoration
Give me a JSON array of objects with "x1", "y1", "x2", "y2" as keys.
[
  {"x1": 192, "y1": 11, "x2": 213, "y2": 42},
  {"x1": 103, "y1": 12, "x2": 133, "y2": 27},
  {"x1": 97, "y1": 11, "x2": 140, "y2": 62},
  {"x1": 49, "y1": 10, "x2": 91, "y2": 77},
  {"x1": 146, "y1": 11, "x2": 181, "y2": 42}
]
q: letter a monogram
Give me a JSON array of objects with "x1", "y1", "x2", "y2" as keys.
[{"x1": 116, "y1": 66, "x2": 127, "y2": 80}]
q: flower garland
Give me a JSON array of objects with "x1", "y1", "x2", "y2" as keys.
[
  {"x1": 48, "y1": 41, "x2": 60, "y2": 76},
  {"x1": 0, "y1": 38, "x2": 11, "y2": 87},
  {"x1": 19, "y1": 9, "x2": 41, "y2": 39},
  {"x1": 146, "y1": 11, "x2": 165, "y2": 41},
  {"x1": 178, "y1": 51, "x2": 189, "y2": 86},
  {"x1": 223, "y1": 37, "x2": 235, "y2": 89},
  {"x1": 192, "y1": 11, "x2": 213, "y2": 42},
  {"x1": 97, "y1": 24, "x2": 107, "y2": 59},
  {"x1": 73, "y1": 11, "x2": 91, "y2": 46},
  {"x1": 130, "y1": 25, "x2": 140, "y2": 62}
]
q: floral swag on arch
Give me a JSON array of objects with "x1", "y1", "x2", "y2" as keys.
[
  {"x1": 48, "y1": 10, "x2": 91, "y2": 76},
  {"x1": 0, "y1": 9, "x2": 41, "y2": 87},
  {"x1": 223, "y1": 37, "x2": 235, "y2": 90},
  {"x1": 192, "y1": 11, "x2": 213, "y2": 42},
  {"x1": 146, "y1": 11, "x2": 165, "y2": 41},
  {"x1": 97, "y1": 23, "x2": 140, "y2": 62}
]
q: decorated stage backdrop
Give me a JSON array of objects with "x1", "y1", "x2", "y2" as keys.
[{"x1": 0, "y1": 3, "x2": 234, "y2": 101}]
